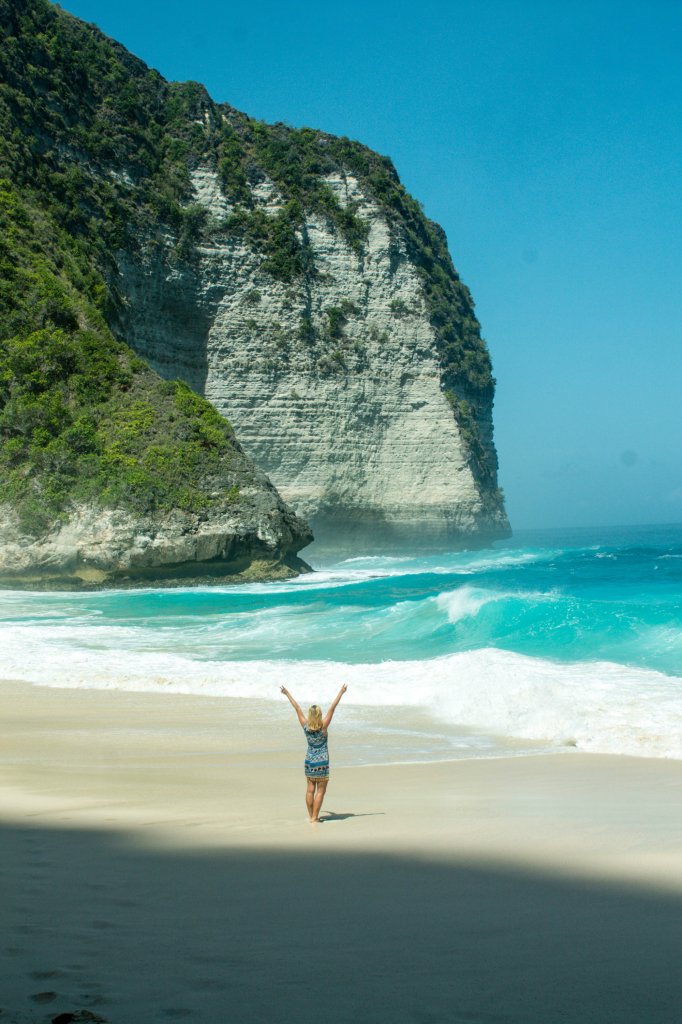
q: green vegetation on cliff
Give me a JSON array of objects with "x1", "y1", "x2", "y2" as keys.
[
  {"x1": 0, "y1": 1, "x2": 257, "y2": 535},
  {"x1": 0, "y1": 0, "x2": 499, "y2": 529},
  {"x1": 0, "y1": 176, "x2": 244, "y2": 534}
]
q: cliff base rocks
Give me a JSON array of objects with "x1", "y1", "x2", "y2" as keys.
[{"x1": 0, "y1": 502, "x2": 312, "y2": 590}]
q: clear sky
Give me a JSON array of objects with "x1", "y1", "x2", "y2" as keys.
[{"x1": 60, "y1": 0, "x2": 682, "y2": 530}]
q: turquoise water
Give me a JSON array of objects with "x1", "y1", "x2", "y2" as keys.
[{"x1": 1, "y1": 522, "x2": 681, "y2": 760}]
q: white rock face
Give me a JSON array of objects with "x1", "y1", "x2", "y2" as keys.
[
  {"x1": 115, "y1": 166, "x2": 508, "y2": 547},
  {"x1": 190, "y1": 167, "x2": 233, "y2": 221},
  {"x1": 0, "y1": 486, "x2": 311, "y2": 585}
]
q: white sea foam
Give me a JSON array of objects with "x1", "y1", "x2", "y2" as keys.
[
  {"x1": 333, "y1": 555, "x2": 415, "y2": 566},
  {"x1": 433, "y1": 585, "x2": 559, "y2": 626},
  {"x1": 3, "y1": 622, "x2": 681, "y2": 759},
  {"x1": 435, "y1": 586, "x2": 500, "y2": 623},
  {"x1": 435, "y1": 586, "x2": 529, "y2": 623},
  {"x1": 440, "y1": 549, "x2": 560, "y2": 574},
  {"x1": 304, "y1": 547, "x2": 562, "y2": 583}
]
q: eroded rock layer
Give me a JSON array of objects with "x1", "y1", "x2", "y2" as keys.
[{"x1": 118, "y1": 163, "x2": 509, "y2": 548}]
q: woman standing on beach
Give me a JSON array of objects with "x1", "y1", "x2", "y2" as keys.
[{"x1": 280, "y1": 684, "x2": 347, "y2": 822}]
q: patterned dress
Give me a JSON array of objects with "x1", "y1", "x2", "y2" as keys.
[{"x1": 303, "y1": 726, "x2": 330, "y2": 779}]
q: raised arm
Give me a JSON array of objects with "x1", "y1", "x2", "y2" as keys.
[
  {"x1": 322, "y1": 684, "x2": 347, "y2": 731},
  {"x1": 280, "y1": 686, "x2": 307, "y2": 727}
]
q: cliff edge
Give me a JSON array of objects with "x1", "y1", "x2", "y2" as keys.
[{"x1": 0, "y1": 0, "x2": 509, "y2": 580}]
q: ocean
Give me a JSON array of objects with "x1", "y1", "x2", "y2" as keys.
[{"x1": 2, "y1": 522, "x2": 681, "y2": 762}]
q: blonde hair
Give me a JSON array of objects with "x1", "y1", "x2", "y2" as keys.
[{"x1": 307, "y1": 704, "x2": 323, "y2": 730}]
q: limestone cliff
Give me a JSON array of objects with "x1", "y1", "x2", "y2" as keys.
[
  {"x1": 119, "y1": 164, "x2": 509, "y2": 548},
  {"x1": 0, "y1": 2, "x2": 313, "y2": 586},
  {"x1": 0, "y1": 0, "x2": 509, "y2": 572}
]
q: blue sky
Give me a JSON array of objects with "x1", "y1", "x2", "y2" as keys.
[{"x1": 61, "y1": 0, "x2": 682, "y2": 529}]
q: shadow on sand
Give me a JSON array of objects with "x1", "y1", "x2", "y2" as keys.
[
  {"x1": 2, "y1": 820, "x2": 682, "y2": 1023},
  {"x1": 318, "y1": 810, "x2": 385, "y2": 822}
]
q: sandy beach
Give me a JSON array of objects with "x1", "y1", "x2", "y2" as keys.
[{"x1": 2, "y1": 678, "x2": 682, "y2": 1023}]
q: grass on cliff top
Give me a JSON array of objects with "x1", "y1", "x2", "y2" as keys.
[{"x1": 0, "y1": 177, "x2": 244, "y2": 536}]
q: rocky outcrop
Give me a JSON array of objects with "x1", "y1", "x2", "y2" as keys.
[
  {"x1": 0, "y1": 480, "x2": 311, "y2": 589},
  {"x1": 117, "y1": 167, "x2": 509, "y2": 549}
]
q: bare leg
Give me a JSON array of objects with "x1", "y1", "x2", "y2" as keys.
[
  {"x1": 312, "y1": 779, "x2": 328, "y2": 821},
  {"x1": 305, "y1": 778, "x2": 315, "y2": 820}
]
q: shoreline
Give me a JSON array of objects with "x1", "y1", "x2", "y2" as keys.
[
  {"x1": 2, "y1": 677, "x2": 681, "y2": 875},
  {"x1": 2, "y1": 677, "x2": 682, "y2": 1022},
  {"x1": 0, "y1": 553, "x2": 311, "y2": 592}
]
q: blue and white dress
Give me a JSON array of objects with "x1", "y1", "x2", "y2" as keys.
[{"x1": 303, "y1": 726, "x2": 330, "y2": 779}]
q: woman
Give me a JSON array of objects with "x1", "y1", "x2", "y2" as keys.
[{"x1": 280, "y1": 683, "x2": 347, "y2": 822}]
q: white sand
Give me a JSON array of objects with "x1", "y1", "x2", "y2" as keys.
[{"x1": 2, "y1": 679, "x2": 682, "y2": 1023}]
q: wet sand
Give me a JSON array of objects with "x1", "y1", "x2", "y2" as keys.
[{"x1": 1, "y1": 679, "x2": 682, "y2": 1023}]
